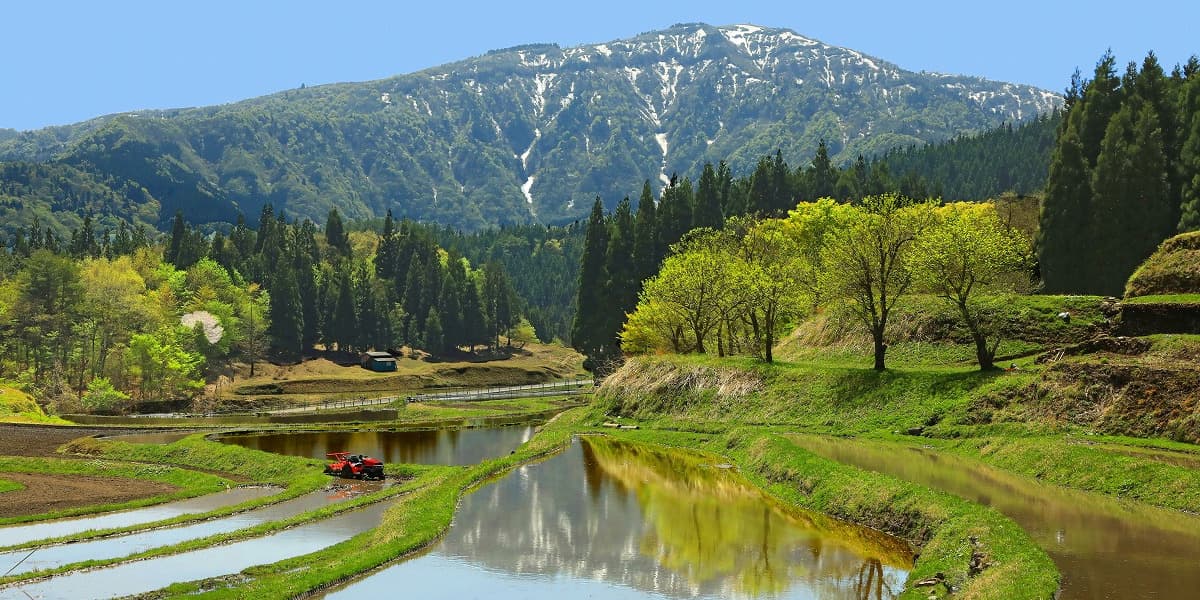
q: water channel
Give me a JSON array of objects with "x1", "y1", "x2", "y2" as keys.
[
  {"x1": 218, "y1": 425, "x2": 536, "y2": 465},
  {"x1": 0, "y1": 498, "x2": 393, "y2": 600},
  {"x1": 0, "y1": 486, "x2": 276, "y2": 549},
  {"x1": 0, "y1": 480, "x2": 381, "y2": 576},
  {"x1": 791, "y1": 435, "x2": 1200, "y2": 600},
  {"x1": 323, "y1": 437, "x2": 913, "y2": 600}
]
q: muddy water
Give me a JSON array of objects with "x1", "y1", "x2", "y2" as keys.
[
  {"x1": 0, "y1": 499, "x2": 392, "y2": 600},
  {"x1": 0, "y1": 480, "x2": 381, "y2": 576},
  {"x1": 792, "y1": 435, "x2": 1200, "y2": 600},
  {"x1": 219, "y1": 425, "x2": 536, "y2": 465},
  {"x1": 0, "y1": 486, "x2": 276, "y2": 548},
  {"x1": 324, "y1": 437, "x2": 913, "y2": 600}
]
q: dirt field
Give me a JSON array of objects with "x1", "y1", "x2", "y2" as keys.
[
  {"x1": 0, "y1": 472, "x2": 179, "y2": 518},
  {"x1": 0, "y1": 424, "x2": 178, "y2": 519}
]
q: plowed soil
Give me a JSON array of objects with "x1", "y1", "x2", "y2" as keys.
[
  {"x1": 0, "y1": 472, "x2": 178, "y2": 518},
  {"x1": 0, "y1": 424, "x2": 178, "y2": 519}
]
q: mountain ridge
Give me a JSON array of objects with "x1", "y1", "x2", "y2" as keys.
[{"x1": 0, "y1": 22, "x2": 1060, "y2": 234}]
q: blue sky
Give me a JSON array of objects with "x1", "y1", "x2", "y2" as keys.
[{"x1": 2, "y1": 1, "x2": 1195, "y2": 131}]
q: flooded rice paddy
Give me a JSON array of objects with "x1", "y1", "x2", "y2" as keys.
[
  {"x1": 0, "y1": 486, "x2": 275, "y2": 549},
  {"x1": 792, "y1": 435, "x2": 1200, "y2": 600},
  {"x1": 323, "y1": 437, "x2": 913, "y2": 600},
  {"x1": 0, "y1": 480, "x2": 380, "y2": 576},
  {"x1": 218, "y1": 425, "x2": 536, "y2": 465}
]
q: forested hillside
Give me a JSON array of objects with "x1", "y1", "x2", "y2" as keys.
[
  {"x1": 876, "y1": 112, "x2": 1060, "y2": 199},
  {"x1": 0, "y1": 208, "x2": 527, "y2": 414},
  {"x1": 0, "y1": 23, "x2": 1058, "y2": 237}
]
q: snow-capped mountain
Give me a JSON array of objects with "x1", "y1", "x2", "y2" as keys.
[{"x1": 0, "y1": 23, "x2": 1060, "y2": 231}]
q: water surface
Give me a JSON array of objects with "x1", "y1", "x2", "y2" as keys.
[
  {"x1": 0, "y1": 498, "x2": 392, "y2": 599},
  {"x1": 0, "y1": 480, "x2": 381, "y2": 575},
  {"x1": 0, "y1": 486, "x2": 275, "y2": 548},
  {"x1": 324, "y1": 437, "x2": 912, "y2": 599},
  {"x1": 219, "y1": 426, "x2": 536, "y2": 465},
  {"x1": 792, "y1": 435, "x2": 1200, "y2": 600}
]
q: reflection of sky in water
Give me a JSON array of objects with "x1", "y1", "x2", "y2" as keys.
[
  {"x1": 794, "y1": 435, "x2": 1200, "y2": 600},
  {"x1": 327, "y1": 438, "x2": 910, "y2": 600},
  {"x1": 221, "y1": 425, "x2": 536, "y2": 465},
  {"x1": 0, "y1": 486, "x2": 274, "y2": 548}
]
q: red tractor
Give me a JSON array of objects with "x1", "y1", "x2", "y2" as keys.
[{"x1": 324, "y1": 452, "x2": 385, "y2": 480}]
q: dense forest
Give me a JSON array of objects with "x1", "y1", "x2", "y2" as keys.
[
  {"x1": 0, "y1": 207, "x2": 526, "y2": 413},
  {"x1": 876, "y1": 112, "x2": 1060, "y2": 199},
  {"x1": 1040, "y1": 51, "x2": 1200, "y2": 294}
]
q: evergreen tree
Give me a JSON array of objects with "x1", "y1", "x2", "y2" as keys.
[
  {"x1": 657, "y1": 178, "x2": 693, "y2": 251},
  {"x1": 402, "y1": 253, "x2": 426, "y2": 345},
  {"x1": 268, "y1": 266, "x2": 304, "y2": 356},
  {"x1": 716, "y1": 161, "x2": 734, "y2": 216},
  {"x1": 1040, "y1": 110, "x2": 1093, "y2": 293},
  {"x1": 1091, "y1": 102, "x2": 1171, "y2": 293},
  {"x1": 693, "y1": 163, "x2": 723, "y2": 229},
  {"x1": 571, "y1": 198, "x2": 613, "y2": 371},
  {"x1": 424, "y1": 308, "x2": 444, "y2": 355},
  {"x1": 1078, "y1": 51, "x2": 1122, "y2": 167},
  {"x1": 230, "y1": 213, "x2": 255, "y2": 264},
  {"x1": 331, "y1": 266, "x2": 357, "y2": 351},
  {"x1": 605, "y1": 197, "x2": 638, "y2": 345},
  {"x1": 632, "y1": 180, "x2": 659, "y2": 284},
  {"x1": 460, "y1": 273, "x2": 488, "y2": 352},
  {"x1": 376, "y1": 209, "x2": 400, "y2": 281},
  {"x1": 1179, "y1": 79, "x2": 1200, "y2": 231},
  {"x1": 483, "y1": 261, "x2": 518, "y2": 348},
  {"x1": 166, "y1": 211, "x2": 186, "y2": 267},
  {"x1": 810, "y1": 139, "x2": 836, "y2": 199},
  {"x1": 325, "y1": 208, "x2": 351, "y2": 257}
]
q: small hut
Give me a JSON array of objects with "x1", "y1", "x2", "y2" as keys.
[{"x1": 360, "y1": 351, "x2": 397, "y2": 372}]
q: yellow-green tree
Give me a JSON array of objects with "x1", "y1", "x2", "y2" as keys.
[
  {"x1": 820, "y1": 195, "x2": 935, "y2": 371},
  {"x1": 633, "y1": 230, "x2": 740, "y2": 354},
  {"x1": 912, "y1": 202, "x2": 1032, "y2": 370}
]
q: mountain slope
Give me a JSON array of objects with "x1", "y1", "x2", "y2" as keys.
[{"x1": 0, "y1": 23, "x2": 1060, "y2": 232}]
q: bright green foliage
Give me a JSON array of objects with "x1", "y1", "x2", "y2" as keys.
[
  {"x1": 81, "y1": 376, "x2": 130, "y2": 412},
  {"x1": 911, "y1": 203, "x2": 1033, "y2": 370},
  {"x1": 821, "y1": 195, "x2": 935, "y2": 370},
  {"x1": 630, "y1": 230, "x2": 739, "y2": 354},
  {"x1": 127, "y1": 328, "x2": 204, "y2": 403}
]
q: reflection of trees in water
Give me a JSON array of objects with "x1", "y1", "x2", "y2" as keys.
[
  {"x1": 438, "y1": 437, "x2": 908, "y2": 599},
  {"x1": 852, "y1": 559, "x2": 894, "y2": 600},
  {"x1": 224, "y1": 427, "x2": 534, "y2": 465}
]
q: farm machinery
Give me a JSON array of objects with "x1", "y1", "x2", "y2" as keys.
[{"x1": 324, "y1": 451, "x2": 385, "y2": 480}]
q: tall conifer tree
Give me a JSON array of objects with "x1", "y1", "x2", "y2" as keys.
[{"x1": 571, "y1": 198, "x2": 611, "y2": 368}]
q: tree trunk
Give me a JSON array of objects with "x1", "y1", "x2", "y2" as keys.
[
  {"x1": 958, "y1": 301, "x2": 996, "y2": 370},
  {"x1": 872, "y1": 329, "x2": 886, "y2": 371}
]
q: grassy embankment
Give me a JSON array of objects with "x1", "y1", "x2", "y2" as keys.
[{"x1": 0, "y1": 382, "x2": 70, "y2": 424}]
